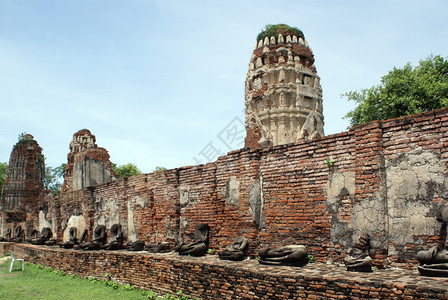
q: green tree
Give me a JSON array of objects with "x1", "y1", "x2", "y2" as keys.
[
  {"x1": 44, "y1": 163, "x2": 66, "y2": 195},
  {"x1": 112, "y1": 163, "x2": 141, "y2": 178},
  {"x1": 0, "y1": 162, "x2": 8, "y2": 191},
  {"x1": 343, "y1": 55, "x2": 448, "y2": 127},
  {"x1": 153, "y1": 166, "x2": 167, "y2": 172}
]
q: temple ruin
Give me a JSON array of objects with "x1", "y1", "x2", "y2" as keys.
[
  {"x1": 61, "y1": 129, "x2": 115, "y2": 193},
  {"x1": 0, "y1": 134, "x2": 44, "y2": 236},
  {"x1": 1, "y1": 25, "x2": 448, "y2": 299},
  {"x1": 245, "y1": 27, "x2": 324, "y2": 148}
]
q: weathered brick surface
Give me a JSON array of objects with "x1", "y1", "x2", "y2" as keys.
[
  {"x1": 0, "y1": 242, "x2": 14, "y2": 254},
  {"x1": 21, "y1": 108, "x2": 448, "y2": 267},
  {"x1": 10, "y1": 244, "x2": 448, "y2": 299},
  {"x1": 0, "y1": 135, "x2": 45, "y2": 235}
]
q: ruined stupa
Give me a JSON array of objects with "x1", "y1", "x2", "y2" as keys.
[
  {"x1": 1, "y1": 134, "x2": 45, "y2": 212},
  {"x1": 61, "y1": 129, "x2": 115, "y2": 192},
  {"x1": 245, "y1": 24, "x2": 324, "y2": 148},
  {"x1": 0, "y1": 133, "x2": 45, "y2": 236}
]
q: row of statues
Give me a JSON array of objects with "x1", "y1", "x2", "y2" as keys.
[
  {"x1": 0, "y1": 226, "x2": 24, "y2": 243},
  {"x1": 173, "y1": 224, "x2": 311, "y2": 266},
  {"x1": 0, "y1": 222, "x2": 310, "y2": 265},
  {"x1": 0, "y1": 226, "x2": 58, "y2": 246},
  {"x1": 0, "y1": 223, "x2": 374, "y2": 269},
  {"x1": 2, "y1": 207, "x2": 448, "y2": 277},
  {"x1": 172, "y1": 224, "x2": 371, "y2": 270}
]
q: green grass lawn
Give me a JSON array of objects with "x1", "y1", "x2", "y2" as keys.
[{"x1": 0, "y1": 259, "x2": 195, "y2": 300}]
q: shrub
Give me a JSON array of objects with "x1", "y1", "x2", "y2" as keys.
[{"x1": 257, "y1": 24, "x2": 304, "y2": 42}]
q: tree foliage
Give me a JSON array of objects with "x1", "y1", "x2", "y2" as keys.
[
  {"x1": 0, "y1": 162, "x2": 8, "y2": 192},
  {"x1": 112, "y1": 163, "x2": 141, "y2": 178},
  {"x1": 45, "y1": 163, "x2": 66, "y2": 195},
  {"x1": 257, "y1": 24, "x2": 304, "y2": 42},
  {"x1": 153, "y1": 166, "x2": 167, "y2": 172},
  {"x1": 343, "y1": 55, "x2": 448, "y2": 127}
]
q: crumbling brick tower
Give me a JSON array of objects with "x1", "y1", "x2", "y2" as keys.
[
  {"x1": 61, "y1": 129, "x2": 114, "y2": 193},
  {"x1": 245, "y1": 24, "x2": 324, "y2": 148},
  {"x1": 0, "y1": 134, "x2": 45, "y2": 233}
]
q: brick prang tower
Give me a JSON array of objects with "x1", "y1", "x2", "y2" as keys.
[
  {"x1": 244, "y1": 25, "x2": 324, "y2": 149},
  {"x1": 1, "y1": 134, "x2": 45, "y2": 211},
  {"x1": 1, "y1": 134, "x2": 45, "y2": 236}
]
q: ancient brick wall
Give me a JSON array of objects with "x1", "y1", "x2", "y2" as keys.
[
  {"x1": 213, "y1": 149, "x2": 262, "y2": 251},
  {"x1": 126, "y1": 171, "x2": 180, "y2": 245},
  {"x1": 32, "y1": 108, "x2": 448, "y2": 267},
  {"x1": 11, "y1": 244, "x2": 448, "y2": 299},
  {"x1": 257, "y1": 133, "x2": 355, "y2": 263},
  {"x1": 380, "y1": 111, "x2": 448, "y2": 267},
  {"x1": 0, "y1": 242, "x2": 14, "y2": 254}
]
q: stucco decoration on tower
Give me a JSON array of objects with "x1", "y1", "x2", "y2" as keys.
[{"x1": 245, "y1": 24, "x2": 324, "y2": 148}]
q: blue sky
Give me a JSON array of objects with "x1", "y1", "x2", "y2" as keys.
[{"x1": 1, "y1": 0, "x2": 447, "y2": 173}]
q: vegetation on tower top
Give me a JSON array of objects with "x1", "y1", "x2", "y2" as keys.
[
  {"x1": 257, "y1": 24, "x2": 304, "y2": 42},
  {"x1": 17, "y1": 132, "x2": 35, "y2": 146}
]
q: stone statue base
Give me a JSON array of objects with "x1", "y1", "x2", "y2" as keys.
[{"x1": 418, "y1": 263, "x2": 448, "y2": 277}]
